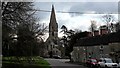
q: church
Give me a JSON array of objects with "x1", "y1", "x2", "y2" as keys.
[{"x1": 44, "y1": 5, "x2": 61, "y2": 58}]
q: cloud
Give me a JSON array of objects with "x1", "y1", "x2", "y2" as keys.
[
  {"x1": 34, "y1": 2, "x2": 118, "y2": 40},
  {"x1": 57, "y1": 13, "x2": 92, "y2": 31},
  {"x1": 33, "y1": 0, "x2": 119, "y2": 2},
  {"x1": 33, "y1": 2, "x2": 73, "y2": 21},
  {"x1": 69, "y1": 2, "x2": 118, "y2": 17},
  {"x1": 36, "y1": 2, "x2": 118, "y2": 31},
  {"x1": 34, "y1": 2, "x2": 118, "y2": 21},
  {"x1": 33, "y1": 2, "x2": 52, "y2": 21}
]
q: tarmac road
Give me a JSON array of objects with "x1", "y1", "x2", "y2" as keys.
[{"x1": 45, "y1": 58, "x2": 88, "y2": 68}]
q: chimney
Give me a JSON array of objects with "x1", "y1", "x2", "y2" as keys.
[
  {"x1": 94, "y1": 30, "x2": 99, "y2": 36},
  {"x1": 87, "y1": 32, "x2": 93, "y2": 37},
  {"x1": 100, "y1": 29, "x2": 108, "y2": 35}
]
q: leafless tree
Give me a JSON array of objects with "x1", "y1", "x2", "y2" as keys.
[
  {"x1": 2, "y1": 2, "x2": 48, "y2": 56},
  {"x1": 89, "y1": 20, "x2": 97, "y2": 35},
  {"x1": 101, "y1": 14, "x2": 116, "y2": 33}
]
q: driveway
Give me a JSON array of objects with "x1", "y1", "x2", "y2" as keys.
[{"x1": 45, "y1": 58, "x2": 88, "y2": 68}]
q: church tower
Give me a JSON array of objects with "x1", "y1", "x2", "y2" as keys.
[
  {"x1": 45, "y1": 5, "x2": 61, "y2": 57},
  {"x1": 49, "y1": 5, "x2": 58, "y2": 41}
]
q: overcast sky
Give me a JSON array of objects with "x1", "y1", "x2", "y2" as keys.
[{"x1": 33, "y1": 2, "x2": 119, "y2": 40}]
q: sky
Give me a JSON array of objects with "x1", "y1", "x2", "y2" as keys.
[{"x1": 33, "y1": 1, "x2": 119, "y2": 41}]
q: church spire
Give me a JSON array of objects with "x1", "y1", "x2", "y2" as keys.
[
  {"x1": 50, "y1": 5, "x2": 57, "y2": 24},
  {"x1": 52, "y1": 4, "x2": 54, "y2": 11},
  {"x1": 49, "y1": 5, "x2": 58, "y2": 38}
]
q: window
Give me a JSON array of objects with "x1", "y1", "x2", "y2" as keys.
[{"x1": 52, "y1": 32, "x2": 54, "y2": 36}]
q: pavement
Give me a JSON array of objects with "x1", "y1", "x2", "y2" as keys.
[{"x1": 45, "y1": 58, "x2": 88, "y2": 68}]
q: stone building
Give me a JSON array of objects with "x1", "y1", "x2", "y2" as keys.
[
  {"x1": 44, "y1": 5, "x2": 61, "y2": 57},
  {"x1": 71, "y1": 30, "x2": 120, "y2": 63},
  {"x1": 71, "y1": 45, "x2": 111, "y2": 62}
]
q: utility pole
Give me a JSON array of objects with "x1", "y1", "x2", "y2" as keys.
[{"x1": 86, "y1": 46, "x2": 88, "y2": 61}]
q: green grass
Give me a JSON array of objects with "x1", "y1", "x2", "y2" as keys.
[{"x1": 2, "y1": 56, "x2": 51, "y2": 68}]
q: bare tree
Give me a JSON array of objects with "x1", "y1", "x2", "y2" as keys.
[
  {"x1": 89, "y1": 20, "x2": 97, "y2": 35},
  {"x1": 101, "y1": 14, "x2": 116, "y2": 33},
  {"x1": 2, "y1": 2, "x2": 36, "y2": 56},
  {"x1": 2, "y1": 2, "x2": 48, "y2": 56}
]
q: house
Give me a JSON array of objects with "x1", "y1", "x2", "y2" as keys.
[{"x1": 71, "y1": 30, "x2": 120, "y2": 63}]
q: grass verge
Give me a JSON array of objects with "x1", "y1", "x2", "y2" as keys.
[{"x1": 2, "y1": 56, "x2": 51, "y2": 68}]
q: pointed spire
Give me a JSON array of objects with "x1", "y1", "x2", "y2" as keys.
[
  {"x1": 49, "y1": 4, "x2": 58, "y2": 32},
  {"x1": 51, "y1": 4, "x2": 55, "y2": 16},
  {"x1": 50, "y1": 4, "x2": 57, "y2": 23},
  {"x1": 52, "y1": 4, "x2": 54, "y2": 9}
]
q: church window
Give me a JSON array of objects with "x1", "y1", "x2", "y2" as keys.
[{"x1": 52, "y1": 32, "x2": 54, "y2": 36}]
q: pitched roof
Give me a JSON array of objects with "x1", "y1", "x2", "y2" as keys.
[{"x1": 75, "y1": 31, "x2": 120, "y2": 46}]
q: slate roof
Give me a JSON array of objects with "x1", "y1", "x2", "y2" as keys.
[{"x1": 75, "y1": 31, "x2": 120, "y2": 46}]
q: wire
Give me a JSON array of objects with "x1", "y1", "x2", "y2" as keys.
[
  {"x1": 36, "y1": 9, "x2": 83, "y2": 14},
  {"x1": 37, "y1": 10, "x2": 51, "y2": 12},
  {"x1": 35, "y1": 9, "x2": 116, "y2": 14}
]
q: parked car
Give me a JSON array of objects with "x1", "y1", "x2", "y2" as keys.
[
  {"x1": 86, "y1": 58, "x2": 98, "y2": 68},
  {"x1": 53, "y1": 55, "x2": 61, "y2": 59},
  {"x1": 97, "y1": 58, "x2": 118, "y2": 68}
]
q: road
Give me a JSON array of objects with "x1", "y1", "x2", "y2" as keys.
[{"x1": 45, "y1": 58, "x2": 88, "y2": 68}]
